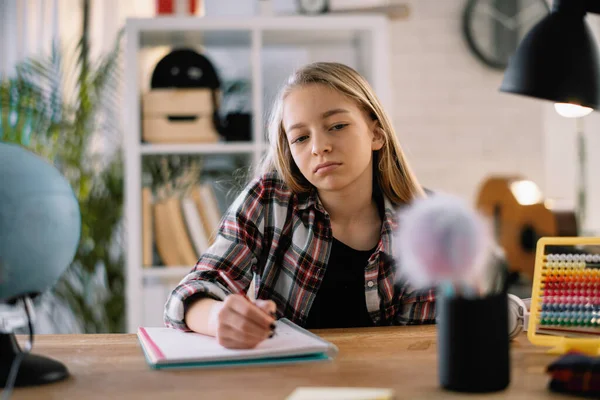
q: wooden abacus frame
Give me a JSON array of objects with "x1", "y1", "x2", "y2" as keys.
[{"x1": 529, "y1": 237, "x2": 600, "y2": 355}]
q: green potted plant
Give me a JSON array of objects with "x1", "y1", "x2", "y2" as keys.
[{"x1": 0, "y1": 0, "x2": 125, "y2": 333}]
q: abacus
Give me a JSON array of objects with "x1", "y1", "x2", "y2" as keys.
[{"x1": 528, "y1": 237, "x2": 600, "y2": 355}]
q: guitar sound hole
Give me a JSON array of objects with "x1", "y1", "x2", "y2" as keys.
[
  {"x1": 520, "y1": 225, "x2": 537, "y2": 253},
  {"x1": 493, "y1": 204, "x2": 502, "y2": 242}
]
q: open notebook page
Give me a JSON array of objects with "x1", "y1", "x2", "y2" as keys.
[{"x1": 139, "y1": 319, "x2": 334, "y2": 365}]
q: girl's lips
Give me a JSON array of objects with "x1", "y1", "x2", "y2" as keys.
[{"x1": 314, "y1": 163, "x2": 341, "y2": 174}]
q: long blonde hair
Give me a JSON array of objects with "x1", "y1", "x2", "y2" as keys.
[{"x1": 255, "y1": 62, "x2": 425, "y2": 206}]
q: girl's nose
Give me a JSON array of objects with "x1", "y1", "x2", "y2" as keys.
[{"x1": 311, "y1": 133, "x2": 332, "y2": 156}]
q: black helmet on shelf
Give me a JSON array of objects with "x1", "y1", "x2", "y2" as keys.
[{"x1": 151, "y1": 48, "x2": 221, "y2": 89}]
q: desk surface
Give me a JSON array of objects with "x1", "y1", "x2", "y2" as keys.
[{"x1": 11, "y1": 326, "x2": 573, "y2": 400}]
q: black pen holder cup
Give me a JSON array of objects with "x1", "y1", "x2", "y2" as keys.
[{"x1": 436, "y1": 291, "x2": 510, "y2": 393}]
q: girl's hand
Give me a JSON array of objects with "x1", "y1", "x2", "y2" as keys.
[{"x1": 214, "y1": 294, "x2": 277, "y2": 349}]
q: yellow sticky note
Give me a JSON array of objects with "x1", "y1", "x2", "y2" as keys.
[{"x1": 285, "y1": 387, "x2": 394, "y2": 400}]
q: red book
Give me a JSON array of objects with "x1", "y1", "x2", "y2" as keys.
[{"x1": 156, "y1": 0, "x2": 197, "y2": 15}]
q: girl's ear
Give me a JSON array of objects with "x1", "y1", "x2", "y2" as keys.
[{"x1": 371, "y1": 125, "x2": 385, "y2": 151}]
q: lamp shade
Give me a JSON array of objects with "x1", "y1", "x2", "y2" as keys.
[{"x1": 500, "y1": 10, "x2": 600, "y2": 110}]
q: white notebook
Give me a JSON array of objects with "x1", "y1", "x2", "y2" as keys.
[
  {"x1": 286, "y1": 387, "x2": 395, "y2": 400},
  {"x1": 137, "y1": 318, "x2": 338, "y2": 369}
]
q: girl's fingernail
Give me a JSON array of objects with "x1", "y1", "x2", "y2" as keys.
[
  {"x1": 270, "y1": 311, "x2": 276, "y2": 317},
  {"x1": 269, "y1": 331, "x2": 274, "y2": 338},
  {"x1": 270, "y1": 323, "x2": 276, "y2": 330}
]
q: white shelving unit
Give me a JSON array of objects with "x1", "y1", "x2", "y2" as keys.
[{"x1": 124, "y1": 14, "x2": 392, "y2": 333}]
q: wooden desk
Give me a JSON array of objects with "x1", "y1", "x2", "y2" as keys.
[{"x1": 11, "y1": 326, "x2": 575, "y2": 399}]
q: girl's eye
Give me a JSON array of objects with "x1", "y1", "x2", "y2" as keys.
[
  {"x1": 292, "y1": 135, "x2": 308, "y2": 144},
  {"x1": 330, "y1": 123, "x2": 348, "y2": 131}
]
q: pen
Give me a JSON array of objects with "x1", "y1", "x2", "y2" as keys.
[{"x1": 243, "y1": 293, "x2": 278, "y2": 337}]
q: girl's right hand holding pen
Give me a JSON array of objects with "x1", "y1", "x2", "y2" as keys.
[{"x1": 212, "y1": 294, "x2": 277, "y2": 349}]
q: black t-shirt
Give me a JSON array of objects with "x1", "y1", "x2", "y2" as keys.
[{"x1": 304, "y1": 237, "x2": 377, "y2": 329}]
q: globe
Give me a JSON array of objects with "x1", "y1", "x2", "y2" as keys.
[{"x1": 0, "y1": 142, "x2": 81, "y2": 302}]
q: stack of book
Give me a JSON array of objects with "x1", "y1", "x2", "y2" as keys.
[{"x1": 141, "y1": 182, "x2": 222, "y2": 267}]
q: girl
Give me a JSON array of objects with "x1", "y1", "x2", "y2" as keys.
[{"x1": 164, "y1": 62, "x2": 436, "y2": 349}]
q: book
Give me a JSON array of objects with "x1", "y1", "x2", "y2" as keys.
[
  {"x1": 137, "y1": 318, "x2": 338, "y2": 370},
  {"x1": 141, "y1": 187, "x2": 153, "y2": 267},
  {"x1": 197, "y1": 183, "x2": 222, "y2": 244},
  {"x1": 286, "y1": 387, "x2": 395, "y2": 400},
  {"x1": 181, "y1": 196, "x2": 209, "y2": 256},
  {"x1": 153, "y1": 196, "x2": 198, "y2": 266},
  {"x1": 190, "y1": 185, "x2": 219, "y2": 246}
]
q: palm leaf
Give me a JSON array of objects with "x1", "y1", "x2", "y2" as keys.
[
  {"x1": 2, "y1": 0, "x2": 126, "y2": 333},
  {"x1": 0, "y1": 78, "x2": 56, "y2": 149}
]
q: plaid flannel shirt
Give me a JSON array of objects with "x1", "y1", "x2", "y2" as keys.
[{"x1": 164, "y1": 171, "x2": 436, "y2": 331}]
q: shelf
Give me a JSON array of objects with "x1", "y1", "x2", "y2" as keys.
[
  {"x1": 262, "y1": 28, "x2": 367, "y2": 47},
  {"x1": 141, "y1": 142, "x2": 259, "y2": 155},
  {"x1": 125, "y1": 14, "x2": 392, "y2": 333},
  {"x1": 140, "y1": 29, "x2": 252, "y2": 48},
  {"x1": 127, "y1": 15, "x2": 388, "y2": 48},
  {"x1": 128, "y1": 15, "x2": 388, "y2": 31},
  {"x1": 143, "y1": 266, "x2": 193, "y2": 279}
]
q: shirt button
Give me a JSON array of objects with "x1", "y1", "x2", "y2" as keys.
[{"x1": 367, "y1": 281, "x2": 375, "y2": 288}]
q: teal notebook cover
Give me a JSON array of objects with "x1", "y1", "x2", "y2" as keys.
[
  {"x1": 137, "y1": 318, "x2": 337, "y2": 370},
  {"x1": 139, "y1": 346, "x2": 331, "y2": 370}
]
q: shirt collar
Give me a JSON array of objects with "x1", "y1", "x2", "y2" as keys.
[
  {"x1": 297, "y1": 186, "x2": 402, "y2": 258},
  {"x1": 296, "y1": 186, "x2": 326, "y2": 214},
  {"x1": 380, "y1": 195, "x2": 401, "y2": 258}
]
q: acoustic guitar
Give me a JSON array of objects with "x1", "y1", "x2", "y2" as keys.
[{"x1": 475, "y1": 176, "x2": 578, "y2": 280}]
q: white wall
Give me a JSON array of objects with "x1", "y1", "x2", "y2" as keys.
[
  {"x1": 542, "y1": 14, "x2": 600, "y2": 234},
  {"x1": 391, "y1": 0, "x2": 600, "y2": 235},
  {"x1": 389, "y1": 0, "x2": 546, "y2": 204},
  {"x1": 584, "y1": 102, "x2": 600, "y2": 235}
]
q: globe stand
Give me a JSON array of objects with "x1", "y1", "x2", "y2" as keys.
[{"x1": 0, "y1": 333, "x2": 69, "y2": 388}]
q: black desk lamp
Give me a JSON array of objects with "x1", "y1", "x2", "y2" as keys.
[{"x1": 500, "y1": 0, "x2": 600, "y2": 118}]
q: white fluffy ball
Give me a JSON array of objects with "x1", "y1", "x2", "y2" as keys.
[{"x1": 394, "y1": 193, "x2": 492, "y2": 289}]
